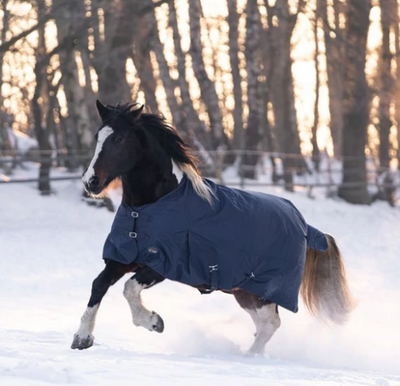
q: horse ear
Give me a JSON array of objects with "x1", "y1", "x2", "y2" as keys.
[
  {"x1": 131, "y1": 104, "x2": 144, "y2": 120},
  {"x1": 96, "y1": 100, "x2": 111, "y2": 120}
]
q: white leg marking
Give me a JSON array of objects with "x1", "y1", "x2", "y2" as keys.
[
  {"x1": 82, "y1": 125, "x2": 114, "y2": 184},
  {"x1": 123, "y1": 279, "x2": 164, "y2": 332},
  {"x1": 71, "y1": 305, "x2": 99, "y2": 349},
  {"x1": 247, "y1": 304, "x2": 280, "y2": 356},
  {"x1": 172, "y1": 160, "x2": 184, "y2": 183},
  {"x1": 75, "y1": 305, "x2": 99, "y2": 337},
  {"x1": 246, "y1": 308, "x2": 261, "y2": 336}
]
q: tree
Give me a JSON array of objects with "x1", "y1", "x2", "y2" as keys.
[
  {"x1": 312, "y1": 1, "x2": 321, "y2": 171},
  {"x1": 319, "y1": 0, "x2": 345, "y2": 158},
  {"x1": 54, "y1": 0, "x2": 92, "y2": 170},
  {"x1": 265, "y1": 0, "x2": 306, "y2": 190},
  {"x1": 75, "y1": 0, "x2": 97, "y2": 125},
  {"x1": 169, "y1": 1, "x2": 210, "y2": 147},
  {"x1": 227, "y1": 0, "x2": 243, "y2": 152},
  {"x1": 338, "y1": 0, "x2": 372, "y2": 204},
  {"x1": 0, "y1": 0, "x2": 10, "y2": 152},
  {"x1": 130, "y1": 3, "x2": 159, "y2": 112},
  {"x1": 394, "y1": 0, "x2": 400, "y2": 169},
  {"x1": 32, "y1": 0, "x2": 52, "y2": 194},
  {"x1": 92, "y1": 0, "x2": 133, "y2": 104},
  {"x1": 378, "y1": 0, "x2": 395, "y2": 170},
  {"x1": 241, "y1": 0, "x2": 263, "y2": 179},
  {"x1": 188, "y1": 0, "x2": 225, "y2": 149},
  {"x1": 140, "y1": 0, "x2": 184, "y2": 131}
]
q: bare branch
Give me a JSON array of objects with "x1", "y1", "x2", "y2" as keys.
[{"x1": 0, "y1": 14, "x2": 51, "y2": 53}]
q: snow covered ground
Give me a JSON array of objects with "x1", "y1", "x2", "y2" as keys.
[{"x1": 1, "y1": 174, "x2": 400, "y2": 385}]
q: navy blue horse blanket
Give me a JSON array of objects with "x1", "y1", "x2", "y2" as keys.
[{"x1": 103, "y1": 176, "x2": 328, "y2": 312}]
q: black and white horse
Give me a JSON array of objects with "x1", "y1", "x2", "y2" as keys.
[{"x1": 72, "y1": 101, "x2": 354, "y2": 355}]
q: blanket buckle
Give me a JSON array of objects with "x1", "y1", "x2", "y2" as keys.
[{"x1": 209, "y1": 264, "x2": 218, "y2": 273}]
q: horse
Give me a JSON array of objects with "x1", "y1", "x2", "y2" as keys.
[{"x1": 72, "y1": 101, "x2": 354, "y2": 356}]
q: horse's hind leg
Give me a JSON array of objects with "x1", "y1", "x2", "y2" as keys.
[
  {"x1": 71, "y1": 260, "x2": 135, "y2": 350},
  {"x1": 124, "y1": 265, "x2": 165, "y2": 333},
  {"x1": 248, "y1": 303, "x2": 281, "y2": 356},
  {"x1": 233, "y1": 289, "x2": 280, "y2": 356}
]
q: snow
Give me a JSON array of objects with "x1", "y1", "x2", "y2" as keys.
[
  {"x1": 7, "y1": 128, "x2": 38, "y2": 154},
  {"x1": 1, "y1": 171, "x2": 400, "y2": 386}
]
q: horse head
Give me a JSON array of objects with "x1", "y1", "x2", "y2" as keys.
[{"x1": 82, "y1": 100, "x2": 213, "y2": 205}]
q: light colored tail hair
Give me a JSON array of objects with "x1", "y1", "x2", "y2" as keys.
[{"x1": 301, "y1": 235, "x2": 355, "y2": 324}]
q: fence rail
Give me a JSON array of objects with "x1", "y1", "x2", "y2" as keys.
[
  {"x1": 0, "y1": 175, "x2": 82, "y2": 184},
  {"x1": 0, "y1": 150, "x2": 398, "y2": 193}
]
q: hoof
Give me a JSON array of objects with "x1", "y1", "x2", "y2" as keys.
[
  {"x1": 132, "y1": 311, "x2": 164, "y2": 333},
  {"x1": 245, "y1": 351, "x2": 261, "y2": 358},
  {"x1": 71, "y1": 333, "x2": 94, "y2": 350},
  {"x1": 150, "y1": 312, "x2": 164, "y2": 333},
  {"x1": 245, "y1": 346, "x2": 264, "y2": 358}
]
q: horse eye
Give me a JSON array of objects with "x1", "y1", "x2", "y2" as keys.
[{"x1": 114, "y1": 135, "x2": 124, "y2": 144}]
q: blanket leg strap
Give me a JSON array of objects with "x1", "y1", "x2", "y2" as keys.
[
  {"x1": 209, "y1": 264, "x2": 219, "y2": 292},
  {"x1": 198, "y1": 249, "x2": 219, "y2": 295}
]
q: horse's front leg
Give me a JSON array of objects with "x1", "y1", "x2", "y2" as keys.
[
  {"x1": 124, "y1": 265, "x2": 165, "y2": 333},
  {"x1": 71, "y1": 260, "x2": 137, "y2": 350}
]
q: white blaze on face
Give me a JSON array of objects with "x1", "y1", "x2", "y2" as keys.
[{"x1": 82, "y1": 125, "x2": 114, "y2": 184}]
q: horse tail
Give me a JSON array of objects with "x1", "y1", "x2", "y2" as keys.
[{"x1": 300, "y1": 234, "x2": 355, "y2": 324}]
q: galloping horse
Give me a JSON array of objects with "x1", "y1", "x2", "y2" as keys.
[{"x1": 72, "y1": 101, "x2": 354, "y2": 356}]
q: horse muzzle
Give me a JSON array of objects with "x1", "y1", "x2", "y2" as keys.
[{"x1": 83, "y1": 175, "x2": 103, "y2": 195}]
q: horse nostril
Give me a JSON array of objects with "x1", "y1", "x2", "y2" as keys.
[{"x1": 89, "y1": 176, "x2": 100, "y2": 187}]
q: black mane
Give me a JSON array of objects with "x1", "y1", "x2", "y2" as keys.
[{"x1": 107, "y1": 102, "x2": 199, "y2": 172}]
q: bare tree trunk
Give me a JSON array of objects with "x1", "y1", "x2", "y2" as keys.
[
  {"x1": 132, "y1": 50, "x2": 158, "y2": 112},
  {"x1": 394, "y1": 0, "x2": 400, "y2": 169},
  {"x1": 94, "y1": 0, "x2": 132, "y2": 104},
  {"x1": 169, "y1": 1, "x2": 209, "y2": 147},
  {"x1": 140, "y1": 0, "x2": 184, "y2": 131},
  {"x1": 266, "y1": 0, "x2": 306, "y2": 190},
  {"x1": 312, "y1": 4, "x2": 320, "y2": 171},
  {"x1": 189, "y1": 0, "x2": 224, "y2": 149},
  {"x1": 76, "y1": 0, "x2": 97, "y2": 125},
  {"x1": 33, "y1": 0, "x2": 52, "y2": 194},
  {"x1": 338, "y1": 0, "x2": 371, "y2": 204},
  {"x1": 130, "y1": 3, "x2": 158, "y2": 112},
  {"x1": 54, "y1": 0, "x2": 92, "y2": 170},
  {"x1": 0, "y1": 0, "x2": 8, "y2": 111},
  {"x1": 227, "y1": 0, "x2": 243, "y2": 152},
  {"x1": 242, "y1": 0, "x2": 263, "y2": 179},
  {"x1": 259, "y1": 5, "x2": 278, "y2": 179},
  {"x1": 0, "y1": 0, "x2": 10, "y2": 153},
  {"x1": 320, "y1": 0, "x2": 344, "y2": 157},
  {"x1": 378, "y1": 0, "x2": 394, "y2": 170},
  {"x1": 92, "y1": 0, "x2": 177, "y2": 113}
]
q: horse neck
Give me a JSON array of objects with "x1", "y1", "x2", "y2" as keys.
[{"x1": 120, "y1": 155, "x2": 179, "y2": 207}]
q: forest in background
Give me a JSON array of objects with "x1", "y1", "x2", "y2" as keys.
[{"x1": 0, "y1": 0, "x2": 399, "y2": 205}]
